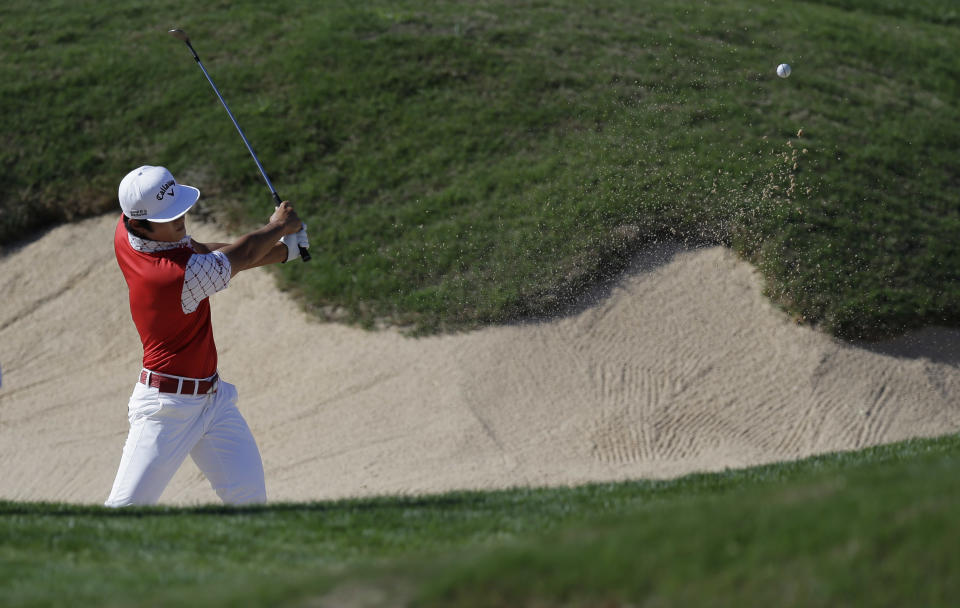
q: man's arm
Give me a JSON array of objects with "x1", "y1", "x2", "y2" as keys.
[
  {"x1": 216, "y1": 202, "x2": 302, "y2": 277},
  {"x1": 193, "y1": 239, "x2": 287, "y2": 269},
  {"x1": 190, "y1": 240, "x2": 229, "y2": 254},
  {"x1": 238, "y1": 242, "x2": 289, "y2": 269}
]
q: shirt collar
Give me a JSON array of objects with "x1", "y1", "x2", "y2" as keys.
[{"x1": 128, "y1": 231, "x2": 193, "y2": 253}]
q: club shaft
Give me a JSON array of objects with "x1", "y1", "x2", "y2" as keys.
[
  {"x1": 187, "y1": 45, "x2": 279, "y2": 199},
  {"x1": 178, "y1": 36, "x2": 310, "y2": 261}
]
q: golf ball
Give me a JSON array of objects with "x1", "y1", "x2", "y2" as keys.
[{"x1": 777, "y1": 63, "x2": 791, "y2": 78}]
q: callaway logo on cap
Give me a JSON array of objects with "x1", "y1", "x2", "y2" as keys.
[{"x1": 118, "y1": 165, "x2": 201, "y2": 222}]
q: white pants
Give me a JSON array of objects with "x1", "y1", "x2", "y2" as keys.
[{"x1": 105, "y1": 377, "x2": 266, "y2": 507}]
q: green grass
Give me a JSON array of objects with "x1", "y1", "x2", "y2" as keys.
[
  {"x1": 1, "y1": 0, "x2": 958, "y2": 337},
  {"x1": 3, "y1": 434, "x2": 959, "y2": 607}
]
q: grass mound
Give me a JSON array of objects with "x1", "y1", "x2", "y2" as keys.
[
  {"x1": 2, "y1": 0, "x2": 958, "y2": 336},
  {"x1": 2, "y1": 435, "x2": 959, "y2": 606}
]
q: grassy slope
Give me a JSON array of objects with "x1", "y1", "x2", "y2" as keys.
[
  {"x1": 1, "y1": 0, "x2": 957, "y2": 337},
  {"x1": 2, "y1": 435, "x2": 959, "y2": 607}
]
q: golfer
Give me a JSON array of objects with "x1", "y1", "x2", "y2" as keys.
[{"x1": 105, "y1": 165, "x2": 306, "y2": 507}]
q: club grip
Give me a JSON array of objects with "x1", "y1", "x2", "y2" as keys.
[{"x1": 273, "y1": 192, "x2": 310, "y2": 262}]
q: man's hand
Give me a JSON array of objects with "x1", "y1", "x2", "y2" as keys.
[
  {"x1": 282, "y1": 222, "x2": 309, "y2": 263},
  {"x1": 297, "y1": 223, "x2": 310, "y2": 250},
  {"x1": 270, "y1": 201, "x2": 303, "y2": 236},
  {"x1": 223, "y1": 201, "x2": 304, "y2": 275}
]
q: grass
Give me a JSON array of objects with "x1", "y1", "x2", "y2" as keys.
[
  {"x1": 1, "y1": 0, "x2": 958, "y2": 337},
  {"x1": 2, "y1": 434, "x2": 959, "y2": 607}
]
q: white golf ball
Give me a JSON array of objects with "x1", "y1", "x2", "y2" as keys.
[{"x1": 777, "y1": 63, "x2": 791, "y2": 78}]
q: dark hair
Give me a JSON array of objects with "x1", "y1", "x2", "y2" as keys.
[{"x1": 123, "y1": 215, "x2": 155, "y2": 237}]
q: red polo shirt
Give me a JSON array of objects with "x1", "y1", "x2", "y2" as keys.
[{"x1": 114, "y1": 216, "x2": 218, "y2": 378}]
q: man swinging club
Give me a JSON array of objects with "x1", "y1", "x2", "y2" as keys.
[{"x1": 105, "y1": 165, "x2": 306, "y2": 506}]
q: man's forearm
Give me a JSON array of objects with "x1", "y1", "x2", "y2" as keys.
[
  {"x1": 248, "y1": 242, "x2": 289, "y2": 269},
  {"x1": 220, "y1": 222, "x2": 286, "y2": 274}
]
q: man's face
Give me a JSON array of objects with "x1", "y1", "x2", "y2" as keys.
[{"x1": 149, "y1": 215, "x2": 187, "y2": 242}]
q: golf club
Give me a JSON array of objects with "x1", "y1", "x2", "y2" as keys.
[{"x1": 168, "y1": 28, "x2": 310, "y2": 262}]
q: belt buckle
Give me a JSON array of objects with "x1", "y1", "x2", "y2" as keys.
[{"x1": 205, "y1": 377, "x2": 218, "y2": 395}]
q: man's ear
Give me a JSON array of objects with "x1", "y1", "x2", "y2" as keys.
[
  {"x1": 130, "y1": 218, "x2": 154, "y2": 233},
  {"x1": 124, "y1": 216, "x2": 155, "y2": 239}
]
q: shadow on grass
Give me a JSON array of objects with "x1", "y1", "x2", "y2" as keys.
[
  {"x1": 0, "y1": 491, "x2": 491, "y2": 518},
  {"x1": 856, "y1": 326, "x2": 960, "y2": 365}
]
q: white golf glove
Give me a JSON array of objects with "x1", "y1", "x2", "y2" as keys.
[
  {"x1": 297, "y1": 222, "x2": 310, "y2": 249},
  {"x1": 281, "y1": 222, "x2": 308, "y2": 263}
]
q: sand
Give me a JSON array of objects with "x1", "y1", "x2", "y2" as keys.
[{"x1": 1, "y1": 213, "x2": 958, "y2": 505}]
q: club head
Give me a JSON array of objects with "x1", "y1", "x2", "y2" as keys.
[{"x1": 168, "y1": 29, "x2": 190, "y2": 44}]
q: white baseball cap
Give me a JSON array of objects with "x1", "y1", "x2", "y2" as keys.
[{"x1": 118, "y1": 165, "x2": 200, "y2": 222}]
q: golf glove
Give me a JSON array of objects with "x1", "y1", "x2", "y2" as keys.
[
  {"x1": 297, "y1": 222, "x2": 309, "y2": 249},
  {"x1": 281, "y1": 223, "x2": 309, "y2": 263}
]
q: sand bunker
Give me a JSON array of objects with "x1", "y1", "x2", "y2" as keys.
[{"x1": 1, "y1": 214, "x2": 958, "y2": 505}]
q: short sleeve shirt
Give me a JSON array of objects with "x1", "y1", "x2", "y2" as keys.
[{"x1": 127, "y1": 232, "x2": 232, "y2": 313}]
